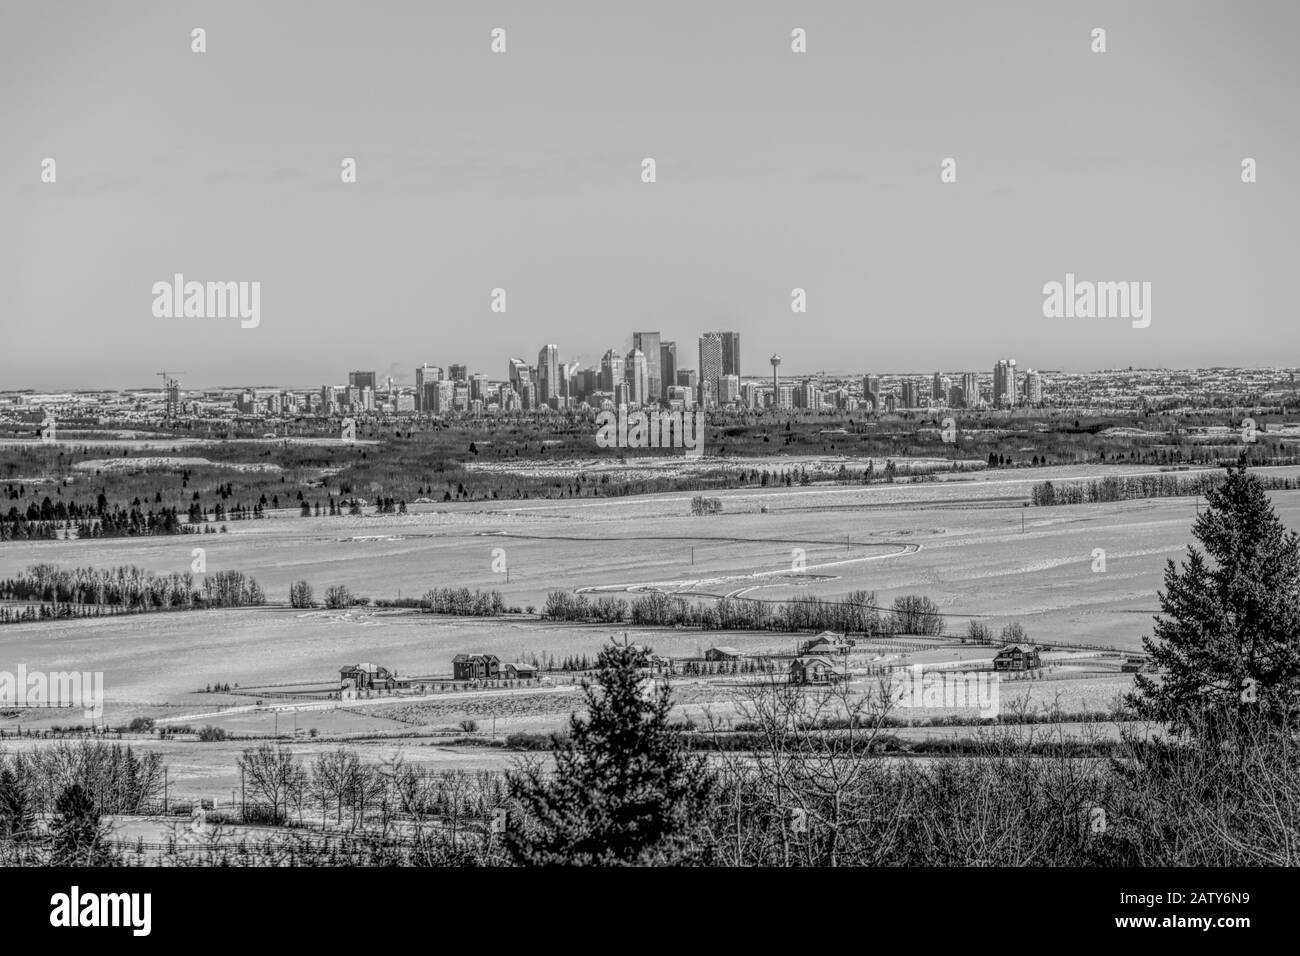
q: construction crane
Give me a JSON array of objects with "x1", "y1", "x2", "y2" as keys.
[{"x1": 157, "y1": 370, "x2": 186, "y2": 422}]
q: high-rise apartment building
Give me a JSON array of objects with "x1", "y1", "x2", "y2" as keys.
[
  {"x1": 1023, "y1": 369, "x2": 1043, "y2": 405},
  {"x1": 993, "y1": 359, "x2": 1018, "y2": 407},
  {"x1": 961, "y1": 372, "x2": 979, "y2": 408},
  {"x1": 448, "y1": 364, "x2": 468, "y2": 383}
]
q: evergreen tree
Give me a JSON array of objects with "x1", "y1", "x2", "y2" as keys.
[
  {"x1": 0, "y1": 765, "x2": 35, "y2": 840},
  {"x1": 1130, "y1": 454, "x2": 1300, "y2": 734},
  {"x1": 506, "y1": 640, "x2": 713, "y2": 865},
  {"x1": 49, "y1": 782, "x2": 115, "y2": 865}
]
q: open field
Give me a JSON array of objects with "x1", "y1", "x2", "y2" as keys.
[
  {"x1": 4, "y1": 464, "x2": 1298, "y2": 648},
  {"x1": 3, "y1": 462, "x2": 1296, "y2": 797}
]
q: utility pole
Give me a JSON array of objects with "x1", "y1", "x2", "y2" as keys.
[{"x1": 163, "y1": 768, "x2": 168, "y2": 814}]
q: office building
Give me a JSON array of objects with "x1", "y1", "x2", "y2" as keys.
[
  {"x1": 625, "y1": 348, "x2": 648, "y2": 406},
  {"x1": 659, "y1": 341, "x2": 677, "y2": 401},
  {"x1": 601, "y1": 349, "x2": 625, "y2": 393},
  {"x1": 632, "y1": 332, "x2": 661, "y2": 407},
  {"x1": 699, "y1": 334, "x2": 723, "y2": 408},
  {"x1": 537, "y1": 344, "x2": 560, "y2": 405}
]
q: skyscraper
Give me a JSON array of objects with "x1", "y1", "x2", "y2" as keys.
[
  {"x1": 993, "y1": 359, "x2": 1018, "y2": 407},
  {"x1": 699, "y1": 334, "x2": 723, "y2": 408},
  {"x1": 625, "y1": 348, "x2": 648, "y2": 405},
  {"x1": 709, "y1": 331, "x2": 741, "y2": 377},
  {"x1": 508, "y1": 358, "x2": 529, "y2": 388},
  {"x1": 600, "y1": 349, "x2": 625, "y2": 393},
  {"x1": 1024, "y1": 369, "x2": 1043, "y2": 405},
  {"x1": 632, "y1": 332, "x2": 661, "y2": 407},
  {"x1": 659, "y1": 341, "x2": 677, "y2": 402},
  {"x1": 448, "y1": 364, "x2": 468, "y2": 383},
  {"x1": 961, "y1": 372, "x2": 979, "y2": 408},
  {"x1": 348, "y1": 371, "x2": 376, "y2": 391},
  {"x1": 415, "y1": 364, "x2": 441, "y2": 412},
  {"x1": 537, "y1": 344, "x2": 560, "y2": 405}
]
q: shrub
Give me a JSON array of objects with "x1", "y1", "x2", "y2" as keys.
[
  {"x1": 289, "y1": 580, "x2": 314, "y2": 608},
  {"x1": 324, "y1": 585, "x2": 352, "y2": 609}
]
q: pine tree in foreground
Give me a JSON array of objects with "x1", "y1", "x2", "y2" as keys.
[
  {"x1": 0, "y1": 765, "x2": 36, "y2": 841},
  {"x1": 1130, "y1": 454, "x2": 1300, "y2": 734},
  {"x1": 49, "y1": 782, "x2": 116, "y2": 866},
  {"x1": 506, "y1": 639, "x2": 714, "y2": 865}
]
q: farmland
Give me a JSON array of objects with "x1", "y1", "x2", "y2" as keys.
[{"x1": 3, "y1": 460, "x2": 1299, "y2": 795}]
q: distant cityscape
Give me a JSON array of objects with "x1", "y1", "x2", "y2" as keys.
[{"x1": 2, "y1": 329, "x2": 1298, "y2": 429}]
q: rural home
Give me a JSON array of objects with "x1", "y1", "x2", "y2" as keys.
[
  {"x1": 801, "y1": 631, "x2": 852, "y2": 655},
  {"x1": 504, "y1": 662, "x2": 538, "y2": 680},
  {"x1": 340, "y1": 663, "x2": 394, "y2": 690},
  {"x1": 1120, "y1": 654, "x2": 1150, "y2": 673},
  {"x1": 705, "y1": 646, "x2": 743, "y2": 662},
  {"x1": 789, "y1": 656, "x2": 838, "y2": 685},
  {"x1": 993, "y1": 643, "x2": 1041, "y2": 671},
  {"x1": 453, "y1": 654, "x2": 501, "y2": 681}
]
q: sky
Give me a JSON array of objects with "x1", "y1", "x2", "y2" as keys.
[{"x1": 1, "y1": 0, "x2": 1297, "y2": 389}]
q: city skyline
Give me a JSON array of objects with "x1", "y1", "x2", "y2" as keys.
[{"x1": 4, "y1": 1, "x2": 1299, "y2": 390}]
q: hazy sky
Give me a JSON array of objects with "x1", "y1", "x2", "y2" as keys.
[{"x1": 2, "y1": 0, "x2": 1297, "y2": 389}]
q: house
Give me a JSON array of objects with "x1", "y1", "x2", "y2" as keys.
[
  {"x1": 340, "y1": 663, "x2": 394, "y2": 690},
  {"x1": 705, "y1": 646, "x2": 743, "y2": 662},
  {"x1": 801, "y1": 631, "x2": 852, "y2": 656},
  {"x1": 453, "y1": 653, "x2": 501, "y2": 681},
  {"x1": 789, "y1": 656, "x2": 838, "y2": 685},
  {"x1": 993, "y1": 643, "x2": 1041, "y2": 672},
  {"x1": 1120, "y1": 654, "x2": 1149, "y2": 673},
  {"x1": 504, "y1": 662, "x2": 539, "y2": 680}
]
